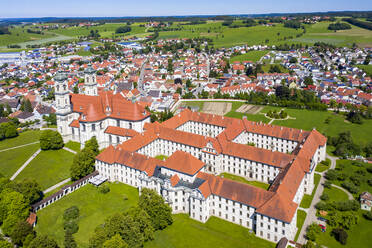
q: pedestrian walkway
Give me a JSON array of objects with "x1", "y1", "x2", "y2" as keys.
[
  {"x1": 43, "y1": 178, "x2": 71, "y2": 194},
  {"x1": 63, "y1": 146, "x2": 77, "y2": 154},
  {"x1": 10, "y1": 148, "x2": 41, "y2": 180},
  {"x1": 0, "y1": 141, "x2": 39, "y2": 153}
]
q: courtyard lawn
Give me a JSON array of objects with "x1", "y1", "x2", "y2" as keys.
[
  {"x1": 330, "y1": 160, "x2": 372, "y2": 197},
  {"x1": 316, "y1": 210, "x2": 371, "y2": 248},
  {"x1": 65, "y1": 141, "x2": 81, "y2": 152},
  {"x1": 229, "y1": 50, "x2": 268, "y2": 63},
  {"x1": 145, "y1": 214, "x2": 275, "y2": 248},
  {"x1": 35, "y1": 183, "x2": 139, "y2": 248},
  {"x1": 0, "y1": 130, "x2": 40, "y2": 150},
  {"x1": 155, "y1": 155, "x2": 169, "y2": 161},
  {"x1": 220, "y1": 173, "x2": 270, "y2": 190},
  {"x1": 323, "y1": 186, "x2": 349, "y2": 202},
  {"x1": 300, "y1": 174, "x2": 321, "y2": 209},
  {"x1": 0, "y1": 143, "x2": 40, "y2": 178},
  {"x1": 294, "y1": 210, "x2": 307, "y2": 242},
  {"x1": 15, "y1": 149, "x2": 74, "y2": 190}
]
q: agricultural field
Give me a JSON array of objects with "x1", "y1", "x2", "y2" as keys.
[
  {"x1": 15, "y1": 148, "x2": 75, "y2": 190},
  {"x1": 145, "y1": 214, "x2": 275, "y2": 248},
  {"x1": 0, "y1": 26, "x2": 54, "y2": 47},
  {"x1": 36, "y1": 183, "x2": 139, "y2": 248},
  {"x1": 291, "y1": 21, "x2": 372, "y2": 47},
  {"x1": 229, "y1": 50, "x2": 268, "y2": 63}
]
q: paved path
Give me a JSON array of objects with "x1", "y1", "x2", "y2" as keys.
[
  {"x1": 10, "y1": 149, "x2": 41, "y2": 180},
  {"x1": 63, "y1": 147, "x2": 77, "y2": 154},
  {"x1": 331, "y1": 184, "x2": 354, "y2": 200},
  {"x1": 43, "y1": 178, "x2": 71, "y2": 194},
  {"x1": 297, "y1": 154, "x2": 338, "y2": 244},
  {"x1": 0, "y1": 141, "x2": 39, "y2": 153}
]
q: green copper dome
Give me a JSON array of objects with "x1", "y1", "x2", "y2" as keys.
[{"x1": 54, "y1": 71, "x2": 67, "y2": 82}]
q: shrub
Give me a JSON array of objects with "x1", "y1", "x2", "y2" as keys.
[
  {"x1": 363, "y1": 211, "x2": 372, "y2": 220},
  {"x1": 333, "y1": 200, "x2": 359, "y2": 211},
  {"x1": 63, "y1": 206, "x2": 79, "y2": 221},
  {"x1": 325, "y1": 169, "x2": 338, "y2": 181},
  {"x1": 306, "y1": 223, "x2": 321, "y2": 241},
  {"x1": 64, "y1": 220, "x2": 79, "y2": 234},
  {"x1": 367, "y1": 167, "x2": 372, "y2": 174},
  {"x1": 323, "y1": 180, "x2": 332, "y2": 188},
  {"x1": 99, "y1": 185, "x2": 110, "y2": 194},
  {"x1": 341, "y1": 181, "x2": 359, "y2": 194},
  {"x1": 320, "y1": 193, "x2": 329, "y2": 201},
  {"x1": 315, "y1": 201, "x2": 333, "y2": 211},
  {"x1": 331, "y1": 228, "x2": 348, "y2": 245}
]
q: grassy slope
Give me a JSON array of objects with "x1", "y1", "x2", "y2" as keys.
[
  {"x1": 300, "y1": 174, "x2": 321, "y2": 209},
  {"x1": 16, "y1": 149, "x2": 74, "y2": 190},
  {"x1": 230, "y1": 50, "x2": 268, "y2": 63},
  {"x1": 146, "y1": 214, "x2": 275, "y2": 248},
  {"x1": 0, "y1": 26, "x2": 54, "y2": 47},
  {"x1": 0, "y1": 143, "x2": 40, "y2": 178},
  {"x1": 35, "y1": 183, "x2": 139, "y2": 248},
  {"x1": 0, "y1": 130, "x2": 40, "y2": 150},
  {"x1": 220, "y1": 173, "x2": 270, "y2": 190}
]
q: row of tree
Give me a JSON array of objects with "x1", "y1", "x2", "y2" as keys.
[
  {"x1": 328, "y1": 22, "x2": 351, "y2": 30},
  {"x1": 343, "y1": 18, "x2": 372, "y2": 31},
  {"x1": 328, "y1": 131, "x2": 372, "y2": 158},
  {"x1": 89, "y1": 188, "x2": 172, "y2": 248}
]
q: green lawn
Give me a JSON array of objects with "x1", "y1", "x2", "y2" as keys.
[
  {"x1": 15, "y1": 149, "x2": 74, "y2": 190},
  {"x1": 323, "y1": 186, "x2": 349, "y2": 202},
  {"x1": 219, "y1": 173, "x2": 270, "y2": 190},
  {"x1": 145, "y1": 214, "x2": 275, "y2": 248},
  {"x1": 294, "y1": 210, "x2": 307, "y2": 242},
  {"x1": 35, "y1": 183, "x2": 139, "y2": 248},
  {"x1": 0, "y1": 143, "x2": 40, "y2": 178},
  {"x1": 230, "y1": 50, "x2": 268, "y2": 63},
  {"x1": 300, "y1": 173, "x2": 321, "y2": 209},
  {"x1": 0, "y1": 130, "x2": 40, "y2": 150},
  {"x1": 155, "y1": 155, "x2": 169, "y2": 161},
  {"x1": 330, "y1": 159, "x2": 372, "y2": 197},
  {"x1": 315, "y1": 159, "x2": 331, "y2": 173},
  {"x1": 65, "y1": 141, "x2": 81, "y2": 152},
  {"x1": 316, "y1": 210, "x2": 372, "y2": 248},
  {"x1": 0, "y1": 26, "x2": 54, "y2": 47}
]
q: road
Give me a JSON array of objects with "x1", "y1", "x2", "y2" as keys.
[
  {"x1": 137, "y1": 58, "x2": 149, "y2": 95},
  {"x1": 297, "y1": 154, "x2": 338, "y2": 245}
]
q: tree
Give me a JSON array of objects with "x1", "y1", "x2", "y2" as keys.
[
  {"x1": 103, "y1": 234, "x2": 128, "y2": 248},
  {"x1": 289, "y1": 57, "x2": 298, "y2": 64},
  {"x1": 40, "y1": 130, "x2": 64, "y2": 150},
  {"x1": 174, "y1": 78, "x2": 182, "y2": 84},
  {"x1": 331, "y1": 228, "x2": 348, "y2": 245},
  {"x1": 70, "y1": 149, "x2": 96, "y2": 181},
  {"x1": 29, "y1": 235, "x2": 59, "y2": 248},
  {"x1": 115, "y1": 26, "x2": 132, "y2": 34},
  {"x1": 12, "y1": 179, "x2": 43, "y2": 204},
  {"x1": 306, "y1": 223, "x2": 321, "y2": 241},
  {"x1": 24, "y1": 99, "x2": 33, "y2": 113},
  {"x1": 304, "y1": 76, "x2": 314, "y2": 86},
  {"x1": 125, "y1": 207, "x2": 154, "y2": 241},
  {"x1": 10, "y1": 220, "x2": 34, "y2": 246},
  {"x1": 83, "y1": 136, "x2": 99, "y2": 156},
  {"x1": 139, "y1": 188, "x2": 173, "y2": 230},
  {"x1": 0, "y1": 240, "x2": 12, "y2": 248}
]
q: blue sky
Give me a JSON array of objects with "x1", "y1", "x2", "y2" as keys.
[{"x1": 2, "y1": 0, "x2": 372, "y2": 18}]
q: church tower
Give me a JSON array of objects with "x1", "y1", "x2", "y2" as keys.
[
  {"x1": 84, "y1": 64, "x2": 98, "y2": 96},
  {"x1": 54, "y1": 71, "x2": 72, "y2": 141}
]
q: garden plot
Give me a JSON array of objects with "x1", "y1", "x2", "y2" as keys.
[
  {"x1": 202, "y1": 102, "x2": 232, "y2": 116},
  {"x1": 236, "y1": 104, "x2": 263, "y2": 114}
]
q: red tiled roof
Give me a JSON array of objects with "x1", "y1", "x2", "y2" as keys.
[{"x1": 104, "y1": 126, "x2": 139, "y2": 137}]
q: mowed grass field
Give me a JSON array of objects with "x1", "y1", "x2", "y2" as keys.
[
  {"x1": 145, "y1": 214, "x2": 275, "y2": 248},
  {"x1": 36, "y1": 183, "x2": 139, "y2": 248},
  {"x1": 0, "y1": 143, "x2": 40, "y2": 178},
  {"x1": 0, "y1": 130, "x2": 40, "y2": 150},
  {"x1": 16, "y1": 148, "x2": 74, "y2": 190},
  {"x1": 230, "y1": 50, "x2": 268, "y2": 63}
]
